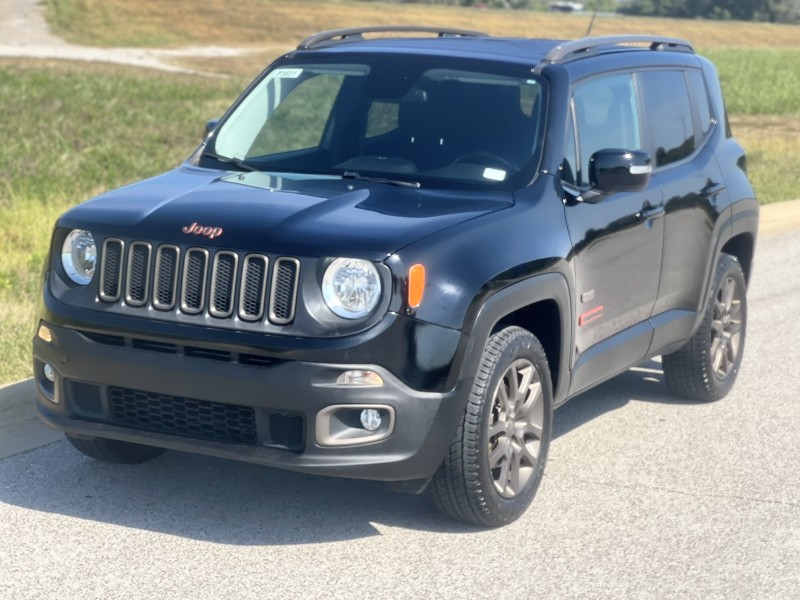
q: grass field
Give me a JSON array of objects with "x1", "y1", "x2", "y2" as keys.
[
  {"x1": 44, "y1": 0, "x2": 800, "y2": 49},
  {"x1": 0, "y1": 60, "x2": 240, "y2": 383},
  {"x1": 2, "y1": 2, "x2": 799, "y2": 384}
]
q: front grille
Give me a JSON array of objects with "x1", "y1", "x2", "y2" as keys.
[
  {"x1": 125, "y1": 242, "x2": 151, "y2": 306},
  {"x1": 98, "y1": 239, "x2": 301, "y2": 326},
  {"x1": 108, "y1": 386, "x2": 257, "y2": 445},
  {"x1": 209, "y1": 252, "x2": 237, "y2": 318},
  {"x1": 239, "y1": 255, "x2": 268, "y2": 321},
  {"x1": 153, "y1": 245, "x2": 179, "y2": 310},
  {"x1": 99, "y1": 239, "x2": 124, "y2": 301},
  {"x1": 181, "y1": 249, "x2": 208, "y2": 314},
  {"x1": 270, "y1": 258, "x2": 300, "y2": 324}
]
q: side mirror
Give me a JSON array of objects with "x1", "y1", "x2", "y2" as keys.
[
  {"x1": 205, "y1": 118, "x2": 220, "y2": 136},
  {"x1": 589, "y1": 149, "x2": 652, "y2": 195}
]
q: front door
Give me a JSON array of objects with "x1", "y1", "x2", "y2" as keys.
[{"x1": 562, "y1": 72, "x2": 664, "y2": 394}]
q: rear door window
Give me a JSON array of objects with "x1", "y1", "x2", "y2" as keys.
[{"x1": 638, "y1": 70, "x2": 696, "y2": 168}]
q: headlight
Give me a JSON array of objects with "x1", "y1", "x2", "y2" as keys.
[
  {"x1": 61, "y1": 229, "x2": 96, "y2": 285},
  {"x1": 322, "y1": 258, "x2": 381, "y2": 319}
]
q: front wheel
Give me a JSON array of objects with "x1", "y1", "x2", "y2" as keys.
[
  {"x1": 662, "y1": 253, "x2": 747, "y2": 402},
  {"x1": 431, "y1": 326, "x2": 553, "y2": 527}
]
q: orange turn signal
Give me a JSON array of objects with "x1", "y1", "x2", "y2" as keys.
[{"x1": 408, "y1": 264, "x2": 426, "y2": 308}]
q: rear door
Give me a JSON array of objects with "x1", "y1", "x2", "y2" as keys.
[{"x1": 639, "y1": 69, "x2": 730, "y2": 352}]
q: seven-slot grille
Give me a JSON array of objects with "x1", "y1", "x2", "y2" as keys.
[{"x1": 99, "y1": 239, "x2": 300, "y2": 325}]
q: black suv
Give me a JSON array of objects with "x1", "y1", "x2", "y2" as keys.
[{"x1": 33, "y1": 27, "x2": 758, "y2": 527}]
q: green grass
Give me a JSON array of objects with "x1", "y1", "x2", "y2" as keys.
[
  {"x1": 700, "y1": 48, "x2": 800, "y2": 203},
  {"x1": 704, "y1": 49, "x2": 800, "y2": 116},
  {"x1": 0, "y1": 60, "x2": 241, "y2": 384},
  {"x1": 42, "y1": 0, "x2": 800, "y2": 50}
]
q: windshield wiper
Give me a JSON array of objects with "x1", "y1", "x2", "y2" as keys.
[
  {"x1": 342, "y1": 171, "x2": 421, "y2": 189},
  {"x1": 204, "y1": 151, "x2": 258, "y2": 172}
]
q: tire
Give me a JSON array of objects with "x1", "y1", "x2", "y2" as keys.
[
  {"x1": 662, "y1": 253, "x2": 747, "y2": 402},
  {"x1": 65, "y1": 433, "x2": 167, "y2": 464},
  {"x1": 431, "y1": 326, "x2": 553, "y2": 527}
]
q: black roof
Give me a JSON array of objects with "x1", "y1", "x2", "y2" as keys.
[{"x1": 294, "y1": 28, "x2": 695, "y2": 70}]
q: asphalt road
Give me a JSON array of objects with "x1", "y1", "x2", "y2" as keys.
[{"x1": 2, "y1": 228, "x2": 799, "y2": 600}]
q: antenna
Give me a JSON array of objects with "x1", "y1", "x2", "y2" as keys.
[{"x1": 585, "y1": 1, "x2": 598, "y2": 37}]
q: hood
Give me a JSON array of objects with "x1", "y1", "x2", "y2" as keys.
[{"x1": 60, "y1": 166, "x2": 513, "y2": 259}]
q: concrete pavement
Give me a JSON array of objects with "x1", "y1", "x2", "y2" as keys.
[{"x1": 0, "y1": 380, "x2": 61, "y2": 459}]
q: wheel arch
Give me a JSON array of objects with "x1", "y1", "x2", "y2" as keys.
[
  {"x1": 457, "y1": 273, "x2": 572, "y2": 404},
  {"x1": 720, "y1": 232, "x2": 755, "y2": 286}
]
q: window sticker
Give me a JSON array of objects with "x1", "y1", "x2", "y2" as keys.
[
  {"x1": 483, "y1": 167, "x2": 507, "y2": 182},
  {"x1": 271, "y1": 68, "x2": 303, "y2": 79}
]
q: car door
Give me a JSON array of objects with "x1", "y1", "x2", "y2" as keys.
[
  {"x1": 639, "y1": 69, "x2": 732, "y2": 352},
  {"x1": 562, "y1": 72, "x2": 665, "y2": 394}
]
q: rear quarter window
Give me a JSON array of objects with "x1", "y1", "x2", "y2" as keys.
[{"x1": 686, "y1": 70, "x2": 714, "y2": 138}]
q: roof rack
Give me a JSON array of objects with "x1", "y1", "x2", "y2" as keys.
[
  {"x1": 535, "y1": 35, "x2": 694, "y2": 71},
  {"x1": 297, "y1": 26, "x2": 489, "y2": 50}
]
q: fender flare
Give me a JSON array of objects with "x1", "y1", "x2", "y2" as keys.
[
  {"x1": 449, "y1": 272, "x2": 573, "y2": 404},
  {"x1": 692, "y1": 201, "x2": 758, "y2": 335}
]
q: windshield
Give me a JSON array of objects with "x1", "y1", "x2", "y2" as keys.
[{"x1": 208, "y1": 57, "x2": 546, "y2": 190}]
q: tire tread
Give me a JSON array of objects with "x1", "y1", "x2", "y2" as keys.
[
  {"x1": 662, "y1": 254, "x2": 746, "y2": 402},
  {"x1": 431, "y1": 326, "x2": 551, "y2": 527}
]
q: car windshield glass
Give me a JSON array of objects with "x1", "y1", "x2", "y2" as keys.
[{"x1": 210, "y1": 58, "x2": 546, "y2": 190}]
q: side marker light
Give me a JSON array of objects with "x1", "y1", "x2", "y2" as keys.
[
  {"x1": 38, "y1": 324, "x2": 53, "y2": 343},
  {"x1": 408, "y1": 264, "x2": 426, "y2": 309}
]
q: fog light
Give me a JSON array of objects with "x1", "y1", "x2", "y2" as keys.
[
  {"x1": 316, "y1": 404, "x2": 395, "y2": 446},
  {"x1": 336, "y1": 370, "x2": 384, "y2": 387},
  {"x1": 43, "y1": 363, "x2": 55, "y2": 382},
  {"x1": 360, "y1": 408, "x2": 382, "y2": 431},
  {"x1": 37, "y1": 324, "x2": 53, "y2": 343}
]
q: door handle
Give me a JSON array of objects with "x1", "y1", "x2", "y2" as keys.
[
  {"x1": 637, "y1": 206, "x2": 665, "y2": 220},
  {"x1": 702, "y1": 182, "x2": 727, "y2": 197}
]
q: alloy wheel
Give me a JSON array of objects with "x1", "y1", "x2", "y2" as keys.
[{"x1": 487, "y1": 358, "x2": 545, "y2": 498}]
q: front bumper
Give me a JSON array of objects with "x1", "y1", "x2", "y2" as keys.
[{"x1": 32, "y1": 322, "x2": 471, "y2": 482}]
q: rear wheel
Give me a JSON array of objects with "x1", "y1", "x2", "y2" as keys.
[
  {"x1": 65, "y1": 434, "x2": 167, "y2": 464},
  {"x1": 431, "y1": 326, "x2": 553, "y2": 527},
  {"x1": 662, "y1": 253, "x2": 747, "y2": 402}
]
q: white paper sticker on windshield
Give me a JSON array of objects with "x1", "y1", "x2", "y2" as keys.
[
  {"x1": 483, "y1": 167, "x2": 507, "y2": 182},
  {"x1": 272, "y1": 68, "x2": 303, "y2": 79}
]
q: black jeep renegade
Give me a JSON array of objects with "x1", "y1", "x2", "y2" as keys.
[{"x1": 33, "y1": 28, "x2": 758, "y2": 527}]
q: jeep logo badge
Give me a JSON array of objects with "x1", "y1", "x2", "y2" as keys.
[{"x1": 182, "y1": 222, "x2": 223, "y2": 239}]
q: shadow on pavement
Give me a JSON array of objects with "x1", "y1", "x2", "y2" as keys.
[
  {"x1": 554, "y1": 357, "x2": 696, "y2": 439},
  {"x1": 0, "y1": 359, "x2": 689, "y2": 544}
]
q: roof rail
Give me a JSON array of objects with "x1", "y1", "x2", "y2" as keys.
[
  {"x1": 297, "y1": 26, "x2": 489, "y2": 50},
  {"x1": 535, "y1": 35, "x2": 694, "y2": 71}
]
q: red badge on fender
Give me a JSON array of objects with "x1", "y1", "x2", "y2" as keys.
[{"x1": 579, "y1": 306, "x2": 604, "y2": 327}]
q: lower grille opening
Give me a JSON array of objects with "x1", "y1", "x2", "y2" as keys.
[
  {"x1": 82, "y1": 331, "x2": 126, "y2": 347},
  {"x1": 67, "y1": 381, "x2": 103, "y2": 414},
  {"x1": 239, "y1": 354, "x2": 281, "y2": 368},
  {"x1": 108, "y1": 387, "x2": 257, "y2": 445},
  {"x1": 76, "y1": 330, "x2": 286, "y2": 368},
  {"x1": 184, "y1": 347, "x2": 232, "y2": 362},
  {"x1": 268, "y1": 413, "x2": 304, "y2": 452},
  {"x1": 132, "y1": 339, "x2": 178, "y2": 354}
]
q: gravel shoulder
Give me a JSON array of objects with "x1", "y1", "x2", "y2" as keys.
[{"x1": 0, "y1": 0, "x2": 257, "y2": 73}]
